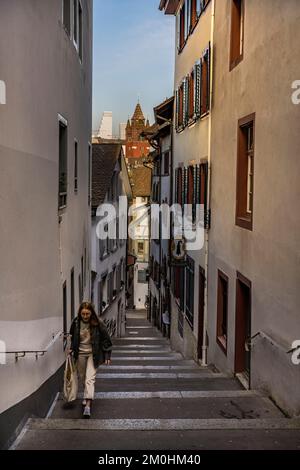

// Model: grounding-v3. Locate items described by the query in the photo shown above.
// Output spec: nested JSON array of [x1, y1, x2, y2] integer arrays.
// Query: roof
[[92, 143, 121, 208], [132, 103, 145, 121], [154, 96, 174, 125], [159, 0, 180, 14], [130, 166, 152, 198]]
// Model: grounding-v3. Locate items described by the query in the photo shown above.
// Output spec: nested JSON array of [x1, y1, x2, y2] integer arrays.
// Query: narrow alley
[[13, 310, 300, 451]]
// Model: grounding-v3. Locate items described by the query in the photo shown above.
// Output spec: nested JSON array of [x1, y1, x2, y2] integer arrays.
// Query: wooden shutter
[[206, 43, 211, 112], [175, 89, 179, 131], [182, 78, 188, 127], [193, 165, 197, 222], [183, 167, 188, 210], [184, 77, 189, 126], [185, 0, 190, 40], [194, 60, 201, 118]]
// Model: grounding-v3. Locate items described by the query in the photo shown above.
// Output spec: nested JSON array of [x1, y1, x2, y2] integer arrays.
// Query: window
[[174, 265, 185, 312], [187, 166, 197, 223], [78, 274, 83, 303], [230, 0, 244, 71], [236, 114, 255, 230], [177, 0, 210, 53], [164, 152, 169, 176], [138, 270, 148, 284], [185, 256, 195, 329], [175, 167, 183, 205], [108, 271, 114, 304], [63, 281, 67, 349], [195, 162, 209, 228], [112, 266, 117, 298], [84, 247, 87, 288], [191, 0, 197, 30], [78, 1, 83, 61], [200, 47, 210, 116], [116, 263, 121, 292], [217, 270, 228, 354], [138, 242, 144, 254], [81, 256, 84, 294], [88, 143, 91, 206], [73, 0, 78, 46], [58, 118, 68, 210], [175, 44, 210, 132], [179, 3, 185, 50], [63, 0, 71, 36], [74, 141, 78, 193], [189, 71, 195, 120], [70, 268, 75, 321]]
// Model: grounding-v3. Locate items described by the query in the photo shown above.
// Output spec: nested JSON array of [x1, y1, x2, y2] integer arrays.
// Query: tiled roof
[[92, 143, 121, 208], [130, 166, 152, 197]]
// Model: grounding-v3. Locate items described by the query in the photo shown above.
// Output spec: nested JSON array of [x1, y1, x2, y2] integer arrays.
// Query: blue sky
[[92, 0, 175, 135]]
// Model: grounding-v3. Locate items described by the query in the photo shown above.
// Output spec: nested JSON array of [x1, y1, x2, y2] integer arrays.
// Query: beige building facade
[[160, 0, 300, 416], [208, 0, 300, 415]]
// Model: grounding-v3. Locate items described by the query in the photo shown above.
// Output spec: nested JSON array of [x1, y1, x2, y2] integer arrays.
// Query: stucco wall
[[208, 0, 300, 414], [0, 0, 92, 416], [170, 1, 212, 360]]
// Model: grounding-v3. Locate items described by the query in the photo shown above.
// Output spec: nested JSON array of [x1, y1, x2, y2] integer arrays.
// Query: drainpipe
[[202, 0, 215, 367]]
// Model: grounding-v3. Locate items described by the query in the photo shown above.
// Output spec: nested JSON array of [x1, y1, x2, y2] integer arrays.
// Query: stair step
[[28, 417, 300, 431], [95, 372, 223, 379], [93, 377, 243, 392], [98, 365, 200, 370], [51, 396, 282, 420], [59, 390, 261, 400]]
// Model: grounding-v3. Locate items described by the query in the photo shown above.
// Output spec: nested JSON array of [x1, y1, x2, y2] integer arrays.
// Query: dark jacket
[[70, 317, 113, 369]]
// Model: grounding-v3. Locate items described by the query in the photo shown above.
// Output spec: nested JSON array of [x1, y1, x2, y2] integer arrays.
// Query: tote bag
[[63, 354, 78, 403]]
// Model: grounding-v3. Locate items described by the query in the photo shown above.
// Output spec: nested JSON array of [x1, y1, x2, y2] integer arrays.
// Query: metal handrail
[[5, 331, 68, 362], [248, 330, 294, 354]]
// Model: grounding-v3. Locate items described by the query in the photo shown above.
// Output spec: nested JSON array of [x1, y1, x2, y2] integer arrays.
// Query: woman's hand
[[67, 348, 73, 356]]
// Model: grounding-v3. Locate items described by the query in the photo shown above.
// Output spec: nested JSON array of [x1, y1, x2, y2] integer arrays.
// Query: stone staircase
[[13, 310, 300, 450]]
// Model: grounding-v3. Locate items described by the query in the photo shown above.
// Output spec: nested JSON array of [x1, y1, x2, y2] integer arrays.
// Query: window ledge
[[229, 55, 243, 72], [236, 216, 253, 231]]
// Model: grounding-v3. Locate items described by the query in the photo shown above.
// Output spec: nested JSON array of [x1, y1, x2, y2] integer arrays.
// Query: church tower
[[125, 102, 151, 159]]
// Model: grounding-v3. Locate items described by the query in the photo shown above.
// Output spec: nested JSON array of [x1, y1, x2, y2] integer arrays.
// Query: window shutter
[[187, 0, 191, 34], [183, 167, 188, 209], [203, 162, 209, 228], [193, 166, 197, 222], [185, 0, 190, 40], [193, 65, 197, 119], [207, 42, 211, 112], [182, 78, 187, 128], [184, 77, 189, 126], [175, 168, 178, 204], [194, 60, 201, 118], [175, 89, 179, 131]]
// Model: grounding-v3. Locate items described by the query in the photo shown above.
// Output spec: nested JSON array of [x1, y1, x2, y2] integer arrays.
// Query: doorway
[[235, 272, 252, 387]]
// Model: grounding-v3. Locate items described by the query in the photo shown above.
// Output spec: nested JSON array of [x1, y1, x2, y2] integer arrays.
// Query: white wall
[[0, 0, 92, 415]]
